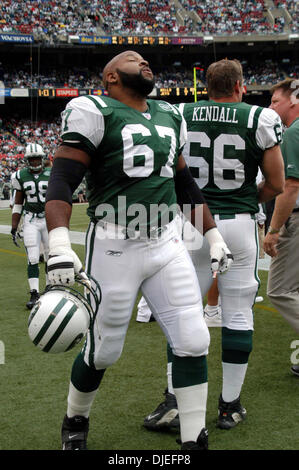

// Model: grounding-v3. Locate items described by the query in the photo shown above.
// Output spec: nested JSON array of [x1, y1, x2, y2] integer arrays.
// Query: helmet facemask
[[26, 155, 44, 173], [24, 143, 46, 173]]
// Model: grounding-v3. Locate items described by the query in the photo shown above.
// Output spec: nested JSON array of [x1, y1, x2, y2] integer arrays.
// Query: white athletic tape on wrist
[[48, 227, 83, 273], [12, 204, 23, 214], [204, 227, 225, 246], [49, 226, 71, 251]]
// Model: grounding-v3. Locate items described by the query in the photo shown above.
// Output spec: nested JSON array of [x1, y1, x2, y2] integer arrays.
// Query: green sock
[[71, 352, 106, 393]]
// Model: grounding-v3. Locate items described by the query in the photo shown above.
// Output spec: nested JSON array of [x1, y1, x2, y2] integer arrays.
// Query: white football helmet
[[24, 143, 46, 172], [28, 276, 101, 354]]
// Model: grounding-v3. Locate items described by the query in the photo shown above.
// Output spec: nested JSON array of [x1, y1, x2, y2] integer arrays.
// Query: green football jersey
[[178, 100, 282, 215], [13, 167, 51, 215], [280, 117, 299, 209], [61, 95, 186, 230]]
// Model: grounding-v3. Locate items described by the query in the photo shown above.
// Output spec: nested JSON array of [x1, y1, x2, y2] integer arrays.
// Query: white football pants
[[23, 213, 49, 265], [137, 214, 259, 331], [83, 217, 210, 370]]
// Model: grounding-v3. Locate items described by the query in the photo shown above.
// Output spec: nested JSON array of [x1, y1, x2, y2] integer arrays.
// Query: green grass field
[[0, 204, 298, 450]]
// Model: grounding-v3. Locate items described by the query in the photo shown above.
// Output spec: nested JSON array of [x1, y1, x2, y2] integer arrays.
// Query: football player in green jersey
[[11, 143, 51, 309], [45, 50, 234, 450], [141, 59, 285, 434]]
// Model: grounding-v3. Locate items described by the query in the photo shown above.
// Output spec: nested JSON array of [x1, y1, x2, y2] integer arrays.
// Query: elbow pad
[[46, 157, 87, 205], [175, 165, 206, 210]]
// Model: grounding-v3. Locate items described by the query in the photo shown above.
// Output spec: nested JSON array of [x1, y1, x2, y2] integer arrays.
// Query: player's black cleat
[[144, 388, 180, 431], [217, 394, 246, 429], [26, 290, 40, 310], [61, 414, 89, 450], [181, 428, 208, 450]]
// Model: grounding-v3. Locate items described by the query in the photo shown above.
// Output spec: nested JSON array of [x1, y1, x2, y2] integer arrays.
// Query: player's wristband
[[49, 226, 71, 251], [12, 204, 23, 214], [268, 226, 280, 234], [204, 227, 225, 246]]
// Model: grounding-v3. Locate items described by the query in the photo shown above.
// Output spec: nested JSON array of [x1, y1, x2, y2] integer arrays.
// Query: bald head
[[103, 51, 144, 89], [102, 50, 154, 99]]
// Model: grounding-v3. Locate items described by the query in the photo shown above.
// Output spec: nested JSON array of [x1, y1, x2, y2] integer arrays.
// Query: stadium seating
[[0, 118, 60, 176], [0, 1, 298, 167], [2, 61, 297, 90], [0, 0, 298, 39]]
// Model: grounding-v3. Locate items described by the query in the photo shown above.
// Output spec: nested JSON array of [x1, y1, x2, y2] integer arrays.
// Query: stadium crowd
[[0, 118, 60, 192], [0, 0, 101, 41], [0, 55, 296, 194], [1, 66, 104, 89], [0, 0, 298, 39], [1, 61, 297, 90]]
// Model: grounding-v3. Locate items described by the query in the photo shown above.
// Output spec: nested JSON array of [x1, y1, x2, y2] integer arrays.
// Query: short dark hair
[[270, 78, 299, 96], [206, 59, 243, 99]]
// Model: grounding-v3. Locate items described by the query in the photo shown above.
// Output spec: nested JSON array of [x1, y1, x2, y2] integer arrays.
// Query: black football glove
[[11, 228, 21, 248]]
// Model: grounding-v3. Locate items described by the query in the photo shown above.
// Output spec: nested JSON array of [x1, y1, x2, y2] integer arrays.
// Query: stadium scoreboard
[[34, 87, 208, 98], [112, 36, 172, 46], [159, 87, 208, 97]]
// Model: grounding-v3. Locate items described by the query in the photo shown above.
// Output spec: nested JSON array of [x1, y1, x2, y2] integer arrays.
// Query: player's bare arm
[[45, 145, 91, 285], [176, 154, 216, 234], [258, 144, 285, 203], [11, 189, 24, 231], [175, 154, 233, 274], [264, 177, 299, 257], [11, 189, 24, 247]]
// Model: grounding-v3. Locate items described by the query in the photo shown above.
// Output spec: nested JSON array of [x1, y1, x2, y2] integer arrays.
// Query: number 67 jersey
[[177, 100, 282, 216], [60, 95, 186, 229]]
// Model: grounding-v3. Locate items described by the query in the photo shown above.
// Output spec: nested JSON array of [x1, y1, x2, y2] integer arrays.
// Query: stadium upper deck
[[0, 0, 298, 41]]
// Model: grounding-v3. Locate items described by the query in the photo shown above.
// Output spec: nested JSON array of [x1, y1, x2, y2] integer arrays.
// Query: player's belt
[[24, 211, 45, 219], [213, 213, 255, 220], [95, 219, 176, 240]]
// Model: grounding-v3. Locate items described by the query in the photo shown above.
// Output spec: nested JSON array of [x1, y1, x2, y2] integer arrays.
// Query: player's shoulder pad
[[153, 100, 181, 115], [258, 107, 282, 127], [18, 168, 28, 178], [10, 171, 17, 182], [65, 95, 113, 117], [43, 168, 51, 177], [153, 100, 184, 125], [174, 103, 187, 116], [13, 169, 25, 188]]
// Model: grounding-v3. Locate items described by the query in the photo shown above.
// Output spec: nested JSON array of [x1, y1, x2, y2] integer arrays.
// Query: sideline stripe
[[0, 248, 26, 257], [254, 304, 277, 313], [0, 227, 86, 245]]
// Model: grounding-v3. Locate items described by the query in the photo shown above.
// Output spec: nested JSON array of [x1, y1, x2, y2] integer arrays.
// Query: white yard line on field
[[0, 225, 85, 245]]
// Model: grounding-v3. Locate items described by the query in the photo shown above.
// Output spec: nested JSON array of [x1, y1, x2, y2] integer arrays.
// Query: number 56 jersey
[[177, 101, 282, 215], [60, 95, 186, 228]]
